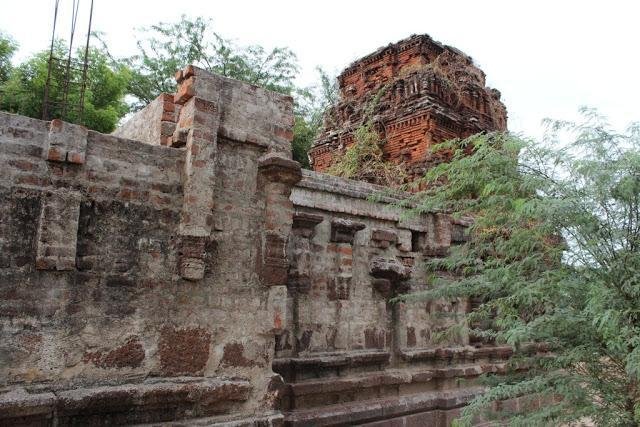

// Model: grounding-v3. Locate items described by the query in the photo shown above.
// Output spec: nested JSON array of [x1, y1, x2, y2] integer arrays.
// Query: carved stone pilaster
[[177, 95, 221, 280], [425, 213, 452, 257], [35, 191, 81, 271], [258, 153, 302, 287]]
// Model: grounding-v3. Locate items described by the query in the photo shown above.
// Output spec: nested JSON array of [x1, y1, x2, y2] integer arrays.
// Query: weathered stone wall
[[275, 171, 517, 425], [0, 66, 521, 426], [0, 66, 296, 426], [112, 93, 179, 147]]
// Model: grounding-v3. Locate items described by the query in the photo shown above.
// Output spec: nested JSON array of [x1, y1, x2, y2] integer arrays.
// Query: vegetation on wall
[[400, 109, 640, 426], [326, 121, 406, 186], [326, 84, 406, 186]]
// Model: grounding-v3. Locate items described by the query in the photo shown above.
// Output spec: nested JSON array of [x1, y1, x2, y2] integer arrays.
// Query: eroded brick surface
[[159, 326, 211, 376], [310, 34, 507, 184], [83, 336, 145, 369]]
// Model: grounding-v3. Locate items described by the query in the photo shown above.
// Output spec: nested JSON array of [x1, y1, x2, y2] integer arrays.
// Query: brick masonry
[[0, 65, 527, 426], [310, 34, 508, 184]]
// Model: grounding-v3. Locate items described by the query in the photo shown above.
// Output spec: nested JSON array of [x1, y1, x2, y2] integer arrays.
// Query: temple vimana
[[310, 34, 506, 182], [0, 35, 529, 426]]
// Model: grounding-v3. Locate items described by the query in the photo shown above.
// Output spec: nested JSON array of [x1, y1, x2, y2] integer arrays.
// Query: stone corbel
[[292, 212, 323, 239], [330, 218, 365, 244], [258, 153, 302, 187], [369, 256, 411, 298]]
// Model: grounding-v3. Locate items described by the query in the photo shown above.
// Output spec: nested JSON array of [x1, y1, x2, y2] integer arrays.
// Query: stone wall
[[0, 66, 295, 426], [0, 66, 523, 426], [112, 93, 179, 147]]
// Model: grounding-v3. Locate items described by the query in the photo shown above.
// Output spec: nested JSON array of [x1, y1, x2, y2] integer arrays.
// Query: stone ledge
[[0, 378, 251, 425], [159, 411, 284, 426], [273, 350, 390, 374], [401, 345, 514, 363], [297, 169, 408, 205], [286, 364, 504, 399], [283, 387, 482, 426]]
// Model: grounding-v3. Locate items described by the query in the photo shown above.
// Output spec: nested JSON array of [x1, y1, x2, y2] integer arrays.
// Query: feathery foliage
[[125, 16, 299, 109], [0, 31, 17, 84], [399, 109, 640, 426]]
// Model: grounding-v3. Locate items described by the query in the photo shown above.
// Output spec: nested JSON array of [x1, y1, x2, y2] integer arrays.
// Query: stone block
[[396, 229, 412, 252], [179, 235, 208, 280], [45, 119, 88, 164], [268, 285, 288, 332], [369, 256, 410, 281]]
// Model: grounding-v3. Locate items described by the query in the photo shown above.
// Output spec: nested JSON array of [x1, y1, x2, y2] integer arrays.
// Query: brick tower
[[309, 34, 507, 182]]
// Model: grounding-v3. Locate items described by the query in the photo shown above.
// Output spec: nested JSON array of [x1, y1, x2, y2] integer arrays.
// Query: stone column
[[173, 70, 222, 281], [258, 153, 302, 334], [36, 120, 87, 271], [286, 212, 323, 356]]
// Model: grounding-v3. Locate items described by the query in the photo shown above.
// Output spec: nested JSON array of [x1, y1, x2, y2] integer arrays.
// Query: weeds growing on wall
[[326, 121, 407, 186], [326, 84, 407, 187]]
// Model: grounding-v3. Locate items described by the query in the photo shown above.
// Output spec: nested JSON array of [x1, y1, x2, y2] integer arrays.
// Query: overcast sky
[[2, 0, 639, 139]]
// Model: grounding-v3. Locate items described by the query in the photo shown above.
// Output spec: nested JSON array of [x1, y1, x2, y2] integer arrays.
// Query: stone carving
[[310, 34, 508, 183]]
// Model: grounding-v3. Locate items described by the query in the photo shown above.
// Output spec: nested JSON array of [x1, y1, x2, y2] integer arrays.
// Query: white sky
[[2, 0, 639, 139]]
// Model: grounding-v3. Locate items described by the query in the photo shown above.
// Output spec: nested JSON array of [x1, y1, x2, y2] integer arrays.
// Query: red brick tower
[[309, 34, 507, 182]]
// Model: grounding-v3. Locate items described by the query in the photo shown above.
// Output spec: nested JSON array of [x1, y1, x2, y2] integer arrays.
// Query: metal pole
[[61, 0, 80, 119], [42, 0, 60, 120], [78, 0, 94, 121]]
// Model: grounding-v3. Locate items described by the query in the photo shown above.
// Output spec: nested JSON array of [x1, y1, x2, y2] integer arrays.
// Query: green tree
[[401, 109, 640, 426], [0, 31, 18, 83], [126, 15, 322, 165], [126, 15, 299, 109], [0, 42, 130, 133], [293, 67, 339, 168]]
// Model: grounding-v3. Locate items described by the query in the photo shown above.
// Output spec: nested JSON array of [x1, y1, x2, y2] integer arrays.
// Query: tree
[[401, 109, 640, 426], [126, 15, 321, 166], [0, 41, 130, 133], [126, 15, 299, 109], [293, 67, 339, 168], [0, 31, 17, 83]]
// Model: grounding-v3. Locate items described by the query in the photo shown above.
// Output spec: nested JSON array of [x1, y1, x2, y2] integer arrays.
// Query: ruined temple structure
[[310, 34, 507, 183], [0, 62, 533, 426]]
